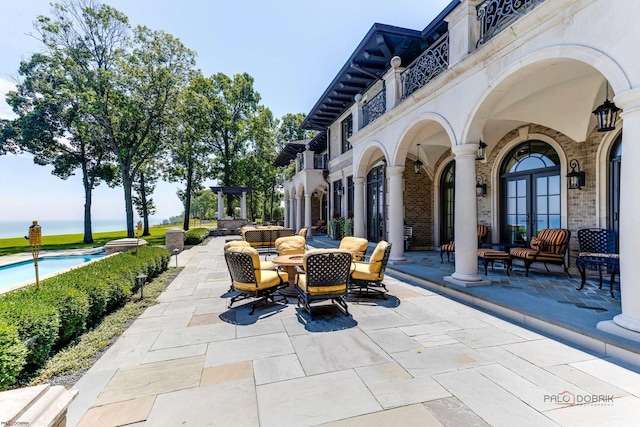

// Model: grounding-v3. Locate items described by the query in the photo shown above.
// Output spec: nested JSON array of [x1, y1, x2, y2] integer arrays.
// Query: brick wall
[[403, 158, 435, 249]]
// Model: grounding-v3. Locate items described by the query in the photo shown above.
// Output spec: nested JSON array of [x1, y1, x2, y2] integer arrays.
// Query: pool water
[[0, 255, 104, 291]]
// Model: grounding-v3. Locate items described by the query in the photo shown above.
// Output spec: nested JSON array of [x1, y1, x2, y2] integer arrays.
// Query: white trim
[[596, 124, 622, 229]]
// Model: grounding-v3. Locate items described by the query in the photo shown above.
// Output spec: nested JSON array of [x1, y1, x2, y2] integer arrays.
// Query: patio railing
[[362, 87, 386, 128], [476, 0, 546, 46], [401, 33, 449, 99]]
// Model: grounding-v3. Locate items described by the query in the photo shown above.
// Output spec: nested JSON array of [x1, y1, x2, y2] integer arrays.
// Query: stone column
[[295, 195, 302, 233], [290, 196, 296, 230], [241, 191, 247, 220], [444, 0, 482, 67], [445, 143, 488, 286], [383, 56, 404, 110], [284, 198, 289, 228], [387, 166, 406, 262], [597, 87, 640, 339], [304, 192, 312, 233], [353, 177, 366, 238], [217, 191, 224, 220]]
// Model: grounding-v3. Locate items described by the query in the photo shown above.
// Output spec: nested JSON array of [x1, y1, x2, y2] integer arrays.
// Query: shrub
[[0, 319, 27, 391], [184, 228, 210, 245]]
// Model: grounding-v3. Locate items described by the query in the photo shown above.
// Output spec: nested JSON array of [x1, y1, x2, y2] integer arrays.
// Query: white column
[[295, 195, 302, 233], [241, 191, 247, 220], [217, 191, 224, 220], [387, 166, 406, 262], [383, 56, 404, 110], [289, 196, 296, 230], [447, 144, 486, 285], [444, 0, 481, 67], [353, 177, 366, 238], [304, 192, 312, 231], [284, 198, 289, 228], [598, 87, 640, 338]]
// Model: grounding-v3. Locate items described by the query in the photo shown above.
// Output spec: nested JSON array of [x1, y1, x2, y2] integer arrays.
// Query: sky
[[0, 0, 453, 223]]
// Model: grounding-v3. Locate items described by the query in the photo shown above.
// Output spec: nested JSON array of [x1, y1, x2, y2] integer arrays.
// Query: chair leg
[[440, 250, 444, 263], [524, 260, 532, 277], [577, 266, 587, 291]]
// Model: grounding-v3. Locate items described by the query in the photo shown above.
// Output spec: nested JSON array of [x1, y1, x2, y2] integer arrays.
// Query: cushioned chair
[[349, 240, 392, 298], [298, 228, 308, 250], [311, 220, 326, 234], [576, 228, 619, 297], [509, 228, 572, 277], [274, 235, 306, 256], [440, 225, 489, 263], [338, 236, 369, 261], [295, 249, 352, 319], [224, 240, 275, 291], [224, 246, 287, 315]]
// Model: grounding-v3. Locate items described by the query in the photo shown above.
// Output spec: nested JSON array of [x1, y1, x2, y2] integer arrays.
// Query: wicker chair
[[349, 241, 392, 298], [509, 228, 572, 277], [224, 246, 287, 315], [576, 228, 619, 297], [338, 236, 369, 261], [295, 249, 352, 319], [440, 225, 489, 263]]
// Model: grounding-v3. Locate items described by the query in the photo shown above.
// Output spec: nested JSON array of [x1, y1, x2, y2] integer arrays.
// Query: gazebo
[[210, 186, 253, 233]]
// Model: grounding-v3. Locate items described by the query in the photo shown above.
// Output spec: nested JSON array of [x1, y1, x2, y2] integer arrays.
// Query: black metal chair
[[295, 249, 352, 319], [349, 241, 392, 298], [576, 228, 619, 297], [224, 246, 287, 314]]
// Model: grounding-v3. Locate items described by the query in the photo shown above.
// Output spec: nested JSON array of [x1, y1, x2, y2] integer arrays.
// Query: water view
[[0, 219, 129, 239]]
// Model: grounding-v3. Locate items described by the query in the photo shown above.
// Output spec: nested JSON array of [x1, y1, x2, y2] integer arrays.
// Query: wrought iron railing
[[362, 87, 386, 127], [476, 0, 545, 46], [401, 33, 449, 99], [313, 154, 327, 170]]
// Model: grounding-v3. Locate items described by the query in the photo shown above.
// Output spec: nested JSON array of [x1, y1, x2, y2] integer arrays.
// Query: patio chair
[[295, 249, 352, 319], [440, 225, 489, 263], [274, 235, 306, 256], [224, 246, 287, 315], [311, 219, 326, 234], [509, 228, 572, 277], [224, 240, 274, 291], [338, 236, 369, 261], [576, 228, 619, 297], [349, 240, 392, 298]]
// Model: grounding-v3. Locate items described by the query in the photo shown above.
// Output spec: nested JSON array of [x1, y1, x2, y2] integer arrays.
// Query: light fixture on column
[[475, 141, 487, 161], [566, 159, 586, 190], [476, 175, 487, 197], [413, 144, 423, 174], [593, 81, 620, 132]]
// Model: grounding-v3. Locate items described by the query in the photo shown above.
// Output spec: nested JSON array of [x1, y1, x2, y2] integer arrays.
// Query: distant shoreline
[[0, 218, 169, 239]]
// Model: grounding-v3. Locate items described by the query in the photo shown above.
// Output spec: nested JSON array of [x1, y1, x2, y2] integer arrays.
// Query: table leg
[[279, 265, 298, 298]]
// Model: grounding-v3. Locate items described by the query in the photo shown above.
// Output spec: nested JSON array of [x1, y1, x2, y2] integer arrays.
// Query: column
[[383, 56, 403, 110], [304, 192, 312, 235], [353, 177, 366, 238], [295, 195, 302, 233], [217, 191, 224, 221], [387, 166, 406, 262], [284, 199, 289, 228], [240, 191, 247, 220], [444, 0, 481, 67], [447, 143, 486, 284], [598, 87, 640, 337], [289, 196, 295, 230]]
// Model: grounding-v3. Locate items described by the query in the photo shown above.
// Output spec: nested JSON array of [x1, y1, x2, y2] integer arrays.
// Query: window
[[333, 180, 343, 218], [347, 176, 354, 217], [609, 133, 622, 236], [440, 161, 455, 244], [367, 165, 385, 242], [341, 115, 353, 153]]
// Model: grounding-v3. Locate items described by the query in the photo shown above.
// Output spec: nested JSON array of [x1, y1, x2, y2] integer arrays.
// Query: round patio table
[[272, 254, 305, 297]]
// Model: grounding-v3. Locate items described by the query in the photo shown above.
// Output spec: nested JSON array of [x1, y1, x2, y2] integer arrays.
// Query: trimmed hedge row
[[0, 246, 170, 389], [184, 228, 210, 245]]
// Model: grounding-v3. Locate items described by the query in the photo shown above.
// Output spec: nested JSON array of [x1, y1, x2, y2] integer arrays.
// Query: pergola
[[210, 186, 253, 220]]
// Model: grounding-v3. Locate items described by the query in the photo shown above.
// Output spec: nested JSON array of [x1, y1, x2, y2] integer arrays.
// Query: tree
[[2, 0, 126, 243], [132, 162, 158, 236]]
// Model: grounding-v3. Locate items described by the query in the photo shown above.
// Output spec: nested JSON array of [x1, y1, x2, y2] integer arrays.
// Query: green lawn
[[0, 225, 180, 256]]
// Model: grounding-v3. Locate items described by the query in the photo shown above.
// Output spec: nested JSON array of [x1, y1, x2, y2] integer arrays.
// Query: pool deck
[[66, 236, 640, 427]]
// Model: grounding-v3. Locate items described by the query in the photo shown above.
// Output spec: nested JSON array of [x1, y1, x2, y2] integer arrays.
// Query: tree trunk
[[82, 168, 94, 244], [122, 170, 135, 238], [183, 168, 193, 231], [139, 172, 150, 236]]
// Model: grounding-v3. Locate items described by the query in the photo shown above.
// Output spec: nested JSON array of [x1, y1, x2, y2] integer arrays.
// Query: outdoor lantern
[[566, 159, 586, 190], [414, 143, 423, 174], [476, 176, 487, 197], [593, 82, 620, 132], [476, 141, 487, 161], [27, 220, 42, 289], [136, 273, 148, 300], [336, 186, 342, 196]]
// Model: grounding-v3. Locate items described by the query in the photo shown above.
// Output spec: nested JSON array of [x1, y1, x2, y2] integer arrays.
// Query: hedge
[[0, 246, 170, 389], [184, 228, 210, 245]]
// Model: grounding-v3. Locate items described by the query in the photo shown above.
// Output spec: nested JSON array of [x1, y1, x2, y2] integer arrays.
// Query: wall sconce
[[336, 186, 342, 196], [476, 175, 487, 197], [566, 159, 586, 190], [593, 82, 620, 132], [413, 143, 423, 174], [476, 141, 487, 161]]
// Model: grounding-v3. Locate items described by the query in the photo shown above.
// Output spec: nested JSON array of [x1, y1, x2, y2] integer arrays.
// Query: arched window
[[500, 141, 561, 244], [609, 133, 622, 235], [440, 161, 455, 244]]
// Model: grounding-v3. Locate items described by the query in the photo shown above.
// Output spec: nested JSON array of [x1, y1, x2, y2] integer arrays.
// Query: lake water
[[0, 219, 128, 239]]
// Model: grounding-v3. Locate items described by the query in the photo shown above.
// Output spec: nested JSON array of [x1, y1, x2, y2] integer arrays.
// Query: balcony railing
[[362, 87, 386, 128], [477, 0, 545, 46], [313, 154, 327, 170], [401, 33, 449, 99]]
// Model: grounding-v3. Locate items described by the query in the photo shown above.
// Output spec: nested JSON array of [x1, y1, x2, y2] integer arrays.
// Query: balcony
[[401, 33, 449, 99], [362, 87, 386, 128], [313, 154, 327, 170], [476, 0, 546, 46]]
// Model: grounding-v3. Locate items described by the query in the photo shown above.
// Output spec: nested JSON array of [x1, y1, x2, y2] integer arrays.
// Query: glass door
[[367, 165, 385, 242]]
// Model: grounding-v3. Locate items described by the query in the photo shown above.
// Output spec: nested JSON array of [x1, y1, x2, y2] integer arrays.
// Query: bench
[[477, 248, 511, 275]]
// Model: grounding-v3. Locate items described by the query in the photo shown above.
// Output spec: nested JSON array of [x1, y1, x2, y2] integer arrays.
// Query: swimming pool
[[0, 255, 105, 292]]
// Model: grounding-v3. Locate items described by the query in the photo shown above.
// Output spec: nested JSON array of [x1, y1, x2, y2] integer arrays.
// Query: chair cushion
[[477, 249, 509, 260], [578, 252, 619, 259], [224, 240, 251, 251], [296, 273, 346, 295], [440, 242, 455, 251], [274, 235, 306, 255], [368, 241, 389, 274], [234, 269, 287, 292], [350, 261, 384, 281], [509, 247, 564, 263], [535, 229, 570, 255], [339, 237, 369, 261]]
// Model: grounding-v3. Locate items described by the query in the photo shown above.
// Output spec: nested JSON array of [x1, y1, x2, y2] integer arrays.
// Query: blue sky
[[0, 0, 452, 222]]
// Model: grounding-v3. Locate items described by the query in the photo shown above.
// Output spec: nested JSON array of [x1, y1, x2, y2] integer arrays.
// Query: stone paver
[[67, 236, 640, 426]]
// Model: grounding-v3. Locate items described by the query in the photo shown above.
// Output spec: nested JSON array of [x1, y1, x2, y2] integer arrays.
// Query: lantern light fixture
[[476, 175, 487, 197], [413, 144, 423, 174], [593, 82, 620, 132], [566, 159, 586, 190], [476, 141, 487, 161]]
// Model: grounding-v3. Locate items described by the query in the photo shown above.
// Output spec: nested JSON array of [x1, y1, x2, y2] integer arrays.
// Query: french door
[[367, 165, 385, 242]]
